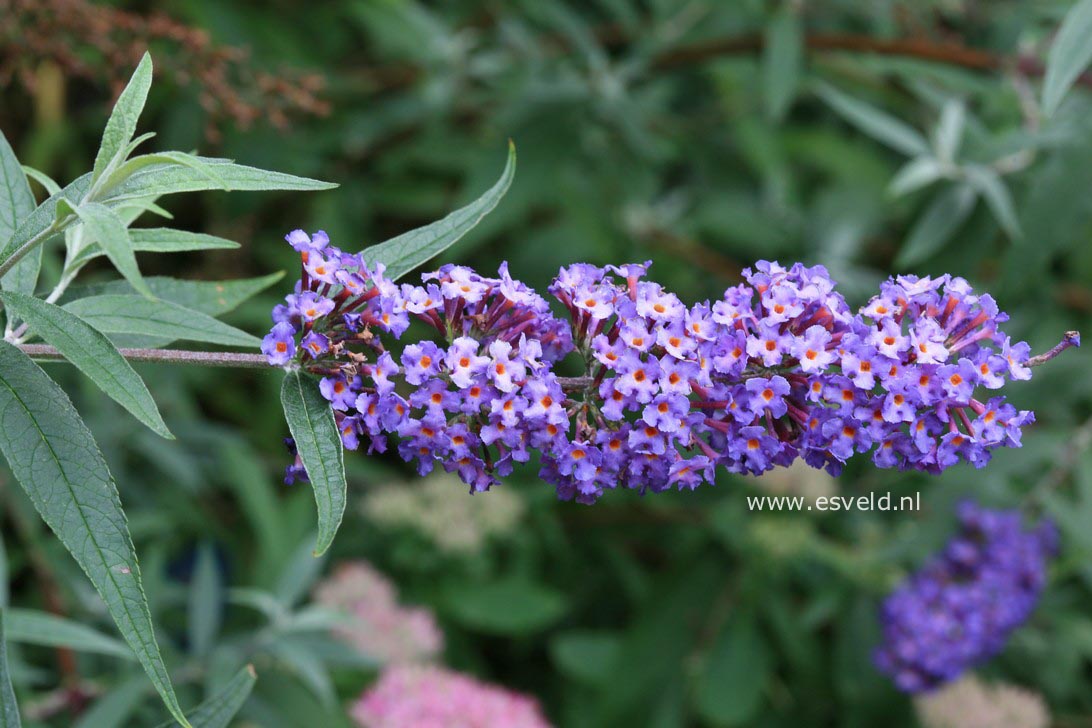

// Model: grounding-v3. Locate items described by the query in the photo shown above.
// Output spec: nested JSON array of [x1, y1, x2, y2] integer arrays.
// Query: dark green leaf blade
[[0, 342, 189, 726], [63, 295, 260, 348], [762, 6, 802, 121], [279, 371, 346, 557], [694, 610, 770, 726], [0, 130, 38, 297], [0, 610, 20, 728], [360, 141, 516, 281], [0, 292, 172, 438]]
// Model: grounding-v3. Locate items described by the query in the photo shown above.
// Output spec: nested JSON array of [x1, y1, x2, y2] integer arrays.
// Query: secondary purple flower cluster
[[875, 501, 1057, 693], [264, 229, 1040, 502]]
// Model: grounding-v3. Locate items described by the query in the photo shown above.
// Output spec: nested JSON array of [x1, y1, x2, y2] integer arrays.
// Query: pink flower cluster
[[313, 562, 442, 665], [351, 665, 552, 728]]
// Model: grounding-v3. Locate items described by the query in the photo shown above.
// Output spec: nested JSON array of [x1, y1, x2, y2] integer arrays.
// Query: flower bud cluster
[[874, 502, 1057, 692], [265, 230, 1040, 502]]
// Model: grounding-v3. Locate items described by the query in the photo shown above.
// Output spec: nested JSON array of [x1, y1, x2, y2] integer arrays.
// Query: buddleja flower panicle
[[875, 502, 1057, 693], [265, 231, 1040, 502]]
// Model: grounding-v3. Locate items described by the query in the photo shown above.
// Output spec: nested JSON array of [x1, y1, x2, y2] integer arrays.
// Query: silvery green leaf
[[0, 291, 172, 438], [69, 272, 283, 317], [964, 164, 1021, 238], [933, 99, 966, 163], [187, 543, 223, 658], [1043, 0, 1092, 116], [895, 184, 977, 267], [815, 82, 930, 157], [103, 157, 336, 202], [0, 342, 190, 726], [20, 165, 60, 196], [274, 536, 326, 608], [63, 295, 260, 348], [762, 6, 802, 121], [153, 666, 256, 728], [888, 157, 946, 197], [73, 202, 151, 297], [70, 228, 239, 268], [92, 53, 153, 184], [268, 640, 334, 708], [108, 152, 228, 192], [3, 608, 134, 660], [360, 141, 515, 281], [0, 130, 39, 297], [0, 173, 90, 281], [0, 611, 20, 728], [280, 370, 346, 557], [73, 673, 149, 728]]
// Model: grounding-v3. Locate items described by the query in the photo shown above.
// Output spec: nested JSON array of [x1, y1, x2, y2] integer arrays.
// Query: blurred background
[[2, 0, 1092, 726]]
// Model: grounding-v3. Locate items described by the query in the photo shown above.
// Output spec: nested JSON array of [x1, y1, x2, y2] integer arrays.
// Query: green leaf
[[0, 291, 172, 439], [964, 164, 1022, 239], [274, 535, 326, 608], [895, 184, 977, 267], [0, 610, 21, 728], [1043, 0, 1092, 116], [0, 342, 189, 726], [694, 610, 770, 726], [154, 666, 256, 728], [762, 6, 802, 121], [73, 202, 151, 298], [103, 158, 336, 202], [360, 141, 516, 281], [444, 579, 567, 635], [70, 272, 283, 317], [21, 165, 60, 197], [92, 53, 153, 184], [187, 543, 223, 658], [549, 630, 620, 687], [0, 130, 39, 297], [70, 228, 239, 268], [888, 157, 946, 197], [933, 99, 966, 163], [280, 372, 346, 557], [3, 608, 135, 660], [73, 673, 149, 728], [815, 82, 930, 157], [0, 173, 90, 282], [63, 295, 260, 348]]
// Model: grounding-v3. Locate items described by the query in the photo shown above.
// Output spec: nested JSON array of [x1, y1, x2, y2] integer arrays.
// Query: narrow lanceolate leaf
[[0, 291, 172, 439], [103, 158, 336, 202], [0, 610, 21, 728], [153, 666, 256, 728], [73, 202, 151, 298], [4, 608, 135, 660], [888, 157, 946, 197], [187, 543, 223, 658], [1043, 0, 1092, 116], [762, 6, 802, 121], [92, 53, 153, 184], [895, 184, 977, 267], [0, 342, 190, 727], [361, 141, 516, 281], [815, 82, 930, 157], [71, 273, 283, 317], [64, 295, 260, 348], [280, 371, 346, 556], [0, 130, 39, 297], [70, 228, 239, 268]]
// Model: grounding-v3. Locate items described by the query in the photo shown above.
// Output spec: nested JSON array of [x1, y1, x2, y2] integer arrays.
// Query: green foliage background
[[2, 1, 1092, 726]]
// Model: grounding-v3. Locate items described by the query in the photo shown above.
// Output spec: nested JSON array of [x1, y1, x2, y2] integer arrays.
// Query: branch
[[14, 329, 1078, 378], [17, 344, 270, 368]]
